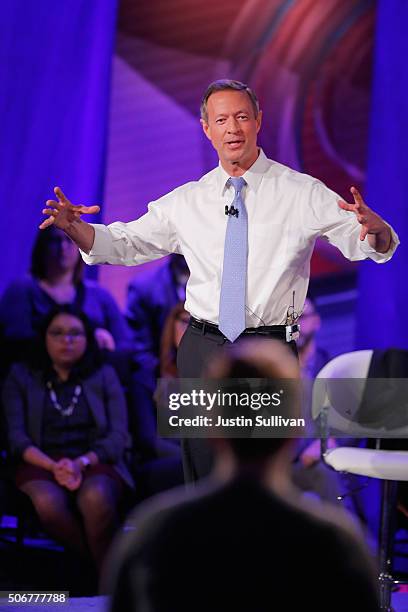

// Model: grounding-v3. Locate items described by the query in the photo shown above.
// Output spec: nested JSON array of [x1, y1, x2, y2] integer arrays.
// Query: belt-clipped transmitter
[[286, 323, 300, 343]]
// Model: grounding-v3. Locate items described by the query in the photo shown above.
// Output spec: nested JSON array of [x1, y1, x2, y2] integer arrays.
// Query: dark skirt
[[16, 461, 126, 492]]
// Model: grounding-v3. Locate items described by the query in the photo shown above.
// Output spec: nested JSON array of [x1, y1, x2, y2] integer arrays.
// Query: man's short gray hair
[[200, 79, 260, 123]]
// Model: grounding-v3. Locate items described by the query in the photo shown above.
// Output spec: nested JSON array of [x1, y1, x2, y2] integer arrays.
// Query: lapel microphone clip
[[225, 205, 239, 218]]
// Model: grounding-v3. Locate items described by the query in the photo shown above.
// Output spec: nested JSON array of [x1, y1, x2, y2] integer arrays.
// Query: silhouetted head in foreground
[[205, 338, 301, 484]]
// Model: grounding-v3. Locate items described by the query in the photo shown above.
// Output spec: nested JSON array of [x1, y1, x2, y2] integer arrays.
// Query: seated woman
[[0, 226, 130, 369], [2, 305, 134, 573]]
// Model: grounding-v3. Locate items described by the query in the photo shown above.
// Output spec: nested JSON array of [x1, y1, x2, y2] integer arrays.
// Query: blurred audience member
[[297, 296, 330, 379], [125, 301, 189, 464], [0, 227, 130, 370], [126, 254, 189, 384], [107, 340, 379, 612], [2, 305, 133, 573], [131, 302, 188, 498], [292, 295, 339, 501], [159, 302, 190, 378], [124, 256, 188, 467]]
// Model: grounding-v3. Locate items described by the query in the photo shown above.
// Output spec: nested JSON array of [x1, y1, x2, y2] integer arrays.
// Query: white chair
[[312, 350, 408, 612]]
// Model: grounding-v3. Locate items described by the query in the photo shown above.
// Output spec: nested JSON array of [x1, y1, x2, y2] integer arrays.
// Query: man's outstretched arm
[[40, 186, 99, 253]]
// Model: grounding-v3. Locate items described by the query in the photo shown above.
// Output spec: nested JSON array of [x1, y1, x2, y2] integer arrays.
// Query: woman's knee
[[77, 476, 119, 519], [21, 481, 69, 522]]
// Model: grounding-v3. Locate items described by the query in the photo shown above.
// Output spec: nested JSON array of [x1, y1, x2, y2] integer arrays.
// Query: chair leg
[[378, 480, 398, 611]]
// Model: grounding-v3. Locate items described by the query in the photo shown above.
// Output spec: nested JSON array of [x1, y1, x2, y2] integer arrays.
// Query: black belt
[[189, 317, 300, 343]]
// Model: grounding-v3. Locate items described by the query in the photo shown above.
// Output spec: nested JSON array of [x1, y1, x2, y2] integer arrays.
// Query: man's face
[[201, 90, 262, 170]]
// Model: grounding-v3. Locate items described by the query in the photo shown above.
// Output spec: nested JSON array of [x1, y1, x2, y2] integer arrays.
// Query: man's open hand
[[40, 187, 100, 231], [338, 187, 391, 252]]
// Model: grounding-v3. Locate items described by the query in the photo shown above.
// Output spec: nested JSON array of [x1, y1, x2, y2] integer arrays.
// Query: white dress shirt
[[81, 149, 399, 327]]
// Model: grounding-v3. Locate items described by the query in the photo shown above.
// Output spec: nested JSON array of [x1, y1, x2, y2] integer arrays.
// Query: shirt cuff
[[359, 224, 400, 263], [79, 224, 112, 264]]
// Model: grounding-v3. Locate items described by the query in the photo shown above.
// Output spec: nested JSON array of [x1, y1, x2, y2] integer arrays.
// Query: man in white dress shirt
[[40, 80, 399, 481]]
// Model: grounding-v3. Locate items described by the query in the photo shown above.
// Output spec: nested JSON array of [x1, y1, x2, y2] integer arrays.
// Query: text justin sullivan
[[169, 416, 305, 427]]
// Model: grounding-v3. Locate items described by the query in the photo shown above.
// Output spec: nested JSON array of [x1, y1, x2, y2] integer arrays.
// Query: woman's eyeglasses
[[47, 328, 86, 341]]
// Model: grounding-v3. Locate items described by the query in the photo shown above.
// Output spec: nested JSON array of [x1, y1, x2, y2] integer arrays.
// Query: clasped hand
[[52, 458, 82, 491]]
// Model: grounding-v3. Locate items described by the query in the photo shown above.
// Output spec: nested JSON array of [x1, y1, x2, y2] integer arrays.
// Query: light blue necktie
[[219, 176, 248, 342]]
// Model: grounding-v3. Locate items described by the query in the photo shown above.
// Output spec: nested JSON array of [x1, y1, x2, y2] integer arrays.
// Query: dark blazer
[[2, 363, 134, 488]]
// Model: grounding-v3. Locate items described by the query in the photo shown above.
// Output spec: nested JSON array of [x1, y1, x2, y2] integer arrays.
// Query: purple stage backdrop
[[0, 0, 117, 293], [357, 0, 408, 349]]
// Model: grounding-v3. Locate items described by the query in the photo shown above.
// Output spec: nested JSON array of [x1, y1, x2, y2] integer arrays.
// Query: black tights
[[20, 475, 122, 573]]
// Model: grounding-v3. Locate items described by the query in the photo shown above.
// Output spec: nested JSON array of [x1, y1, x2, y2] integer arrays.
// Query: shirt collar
[[217, 148, 269, 197]]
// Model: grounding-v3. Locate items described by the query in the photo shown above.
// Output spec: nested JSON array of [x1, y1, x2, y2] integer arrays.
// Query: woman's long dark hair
[[30, 226, 84, 284], [31, 304, 102, 379]]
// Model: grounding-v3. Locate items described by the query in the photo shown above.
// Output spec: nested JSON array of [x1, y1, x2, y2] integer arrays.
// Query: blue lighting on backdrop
[[0, 0, 117, 294], [357, 0, 408, 349]]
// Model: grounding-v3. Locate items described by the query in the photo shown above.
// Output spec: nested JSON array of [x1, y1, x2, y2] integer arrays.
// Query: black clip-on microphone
[[225, 205, 239, 218]]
